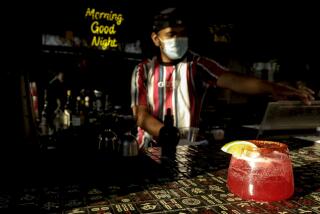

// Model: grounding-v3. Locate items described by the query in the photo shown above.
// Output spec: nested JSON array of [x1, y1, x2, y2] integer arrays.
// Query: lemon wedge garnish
[[221, 140, 257, 157]]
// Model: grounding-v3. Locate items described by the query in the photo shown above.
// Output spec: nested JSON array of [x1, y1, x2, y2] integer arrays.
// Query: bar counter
[[0, 136, 319, 213]]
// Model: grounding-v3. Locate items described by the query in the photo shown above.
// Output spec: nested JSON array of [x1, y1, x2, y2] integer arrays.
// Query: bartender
[[130, 7, 315, 148]]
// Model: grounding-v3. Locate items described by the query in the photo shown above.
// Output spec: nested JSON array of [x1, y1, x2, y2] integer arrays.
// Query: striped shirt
[[131, 51, 229, 147]]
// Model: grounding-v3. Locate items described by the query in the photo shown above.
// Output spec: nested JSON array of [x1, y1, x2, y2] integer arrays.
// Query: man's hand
[[271, 83, 315, 105], [132, 105, 164, 137]]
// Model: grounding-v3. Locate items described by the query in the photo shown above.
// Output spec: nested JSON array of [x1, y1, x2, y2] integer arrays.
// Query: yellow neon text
[[91, 21, 116, 35], [91, 36, 118, 50], [85, 8, 124, 25]]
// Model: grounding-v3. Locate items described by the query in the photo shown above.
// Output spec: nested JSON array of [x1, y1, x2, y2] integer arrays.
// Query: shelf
[[41, 45, 143, 61]]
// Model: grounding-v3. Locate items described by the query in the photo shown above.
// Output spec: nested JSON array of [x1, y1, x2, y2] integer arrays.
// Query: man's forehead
[[159, 26, 186, 34]]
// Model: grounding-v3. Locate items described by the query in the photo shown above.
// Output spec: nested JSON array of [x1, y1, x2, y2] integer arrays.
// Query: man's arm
[[217, 72, 314, 104], [132, 105, 164, 137]]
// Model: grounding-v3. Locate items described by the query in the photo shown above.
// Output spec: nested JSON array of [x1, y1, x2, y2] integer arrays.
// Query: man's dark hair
[[152, 8, 187, 33]]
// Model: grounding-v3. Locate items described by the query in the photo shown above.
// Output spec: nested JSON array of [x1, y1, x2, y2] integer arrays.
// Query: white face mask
[[159, 37, 188, 60]]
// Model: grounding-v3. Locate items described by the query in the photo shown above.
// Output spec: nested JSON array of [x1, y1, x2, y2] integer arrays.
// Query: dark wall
[[3, 1, 318, 151], [39, 1, 320, 108]]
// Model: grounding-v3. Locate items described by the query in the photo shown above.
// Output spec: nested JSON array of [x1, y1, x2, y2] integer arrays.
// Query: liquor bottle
[[84, 95, 91, 124], [62, 90, 72, 129], [39, 89, 56, 150], [72, 95, 83, 127], [104, 94, 111, 112], [53, 99, 63, 132], [39, 89, 49, 136], [158, 108, 180, 158], [65, 89, 72, 110], [93, 90, 103, 114]]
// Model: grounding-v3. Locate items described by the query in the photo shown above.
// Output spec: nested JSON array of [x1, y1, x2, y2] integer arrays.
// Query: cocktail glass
[[227, 140, 294, 202]]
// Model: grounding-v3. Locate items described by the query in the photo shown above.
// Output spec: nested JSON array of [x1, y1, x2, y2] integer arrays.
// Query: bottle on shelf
[[62, 89, 72, 129], [39, 89, 56, 150], [53, 99, 63, 132], [39, 89, 49, 136]]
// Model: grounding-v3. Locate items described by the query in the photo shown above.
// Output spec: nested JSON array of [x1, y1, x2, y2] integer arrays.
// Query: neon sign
[[85, 8, 124, 50]]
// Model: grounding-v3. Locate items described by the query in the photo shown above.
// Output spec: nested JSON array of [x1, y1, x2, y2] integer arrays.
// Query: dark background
[[2, 0, 319, 148], [39, 0, 320, 104]]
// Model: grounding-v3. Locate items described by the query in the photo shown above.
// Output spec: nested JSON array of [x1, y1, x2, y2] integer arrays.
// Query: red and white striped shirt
[[131, 51, 228, 147]]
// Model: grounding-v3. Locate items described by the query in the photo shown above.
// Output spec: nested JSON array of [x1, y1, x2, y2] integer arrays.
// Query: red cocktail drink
[[227, 140, 294, 202]]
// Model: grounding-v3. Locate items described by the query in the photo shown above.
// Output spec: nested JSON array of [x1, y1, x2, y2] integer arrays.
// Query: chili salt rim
[[247, 140, 289, 154]]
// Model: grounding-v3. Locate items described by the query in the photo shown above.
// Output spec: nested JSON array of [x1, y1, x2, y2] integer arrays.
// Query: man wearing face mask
[[131, 8, 315, 148]]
